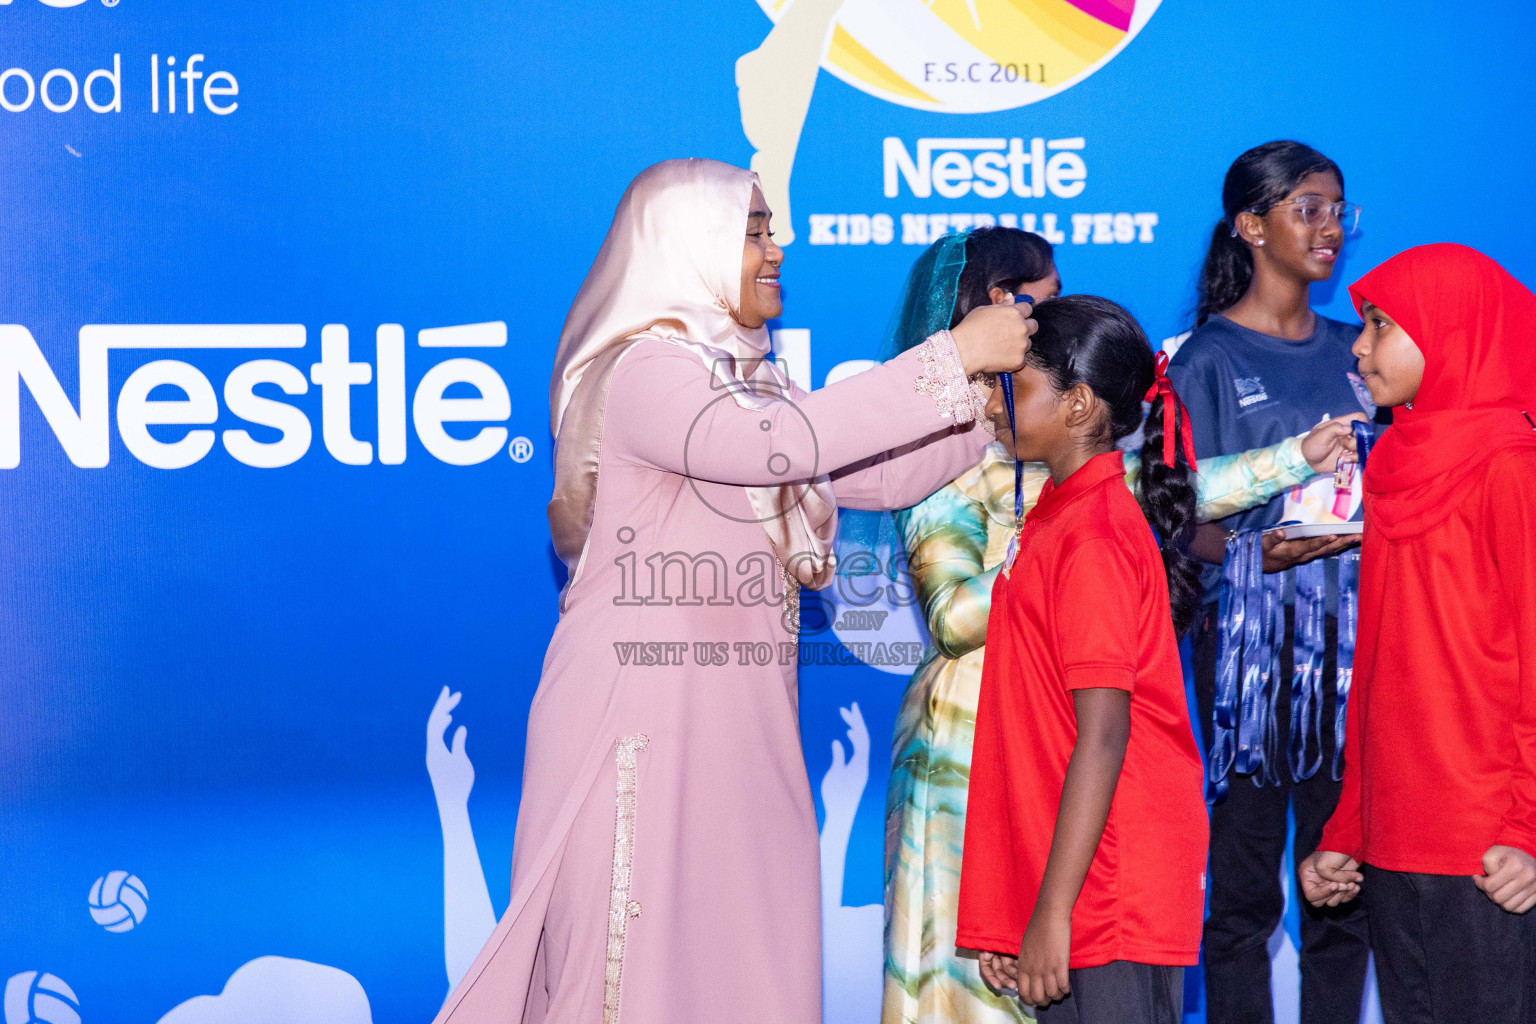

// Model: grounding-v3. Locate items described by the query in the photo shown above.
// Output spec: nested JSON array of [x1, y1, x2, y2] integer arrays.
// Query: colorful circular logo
[[752, 0, 1160, 113]]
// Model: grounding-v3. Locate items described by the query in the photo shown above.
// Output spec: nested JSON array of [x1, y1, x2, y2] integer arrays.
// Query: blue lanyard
[[1289, 558, 1327, 781], [1234, 531, 1268, 777], [1208, 531, 1245, 803], [1212, 529, 1284, 800], [1334, 550, 1361, 780], [1262, 566, 1288, 786], [1352, 419, 1375, 473], [1000, 371, 1020, 525], [1326, 422, 1371, 780], [999, 293, 1034, 528]]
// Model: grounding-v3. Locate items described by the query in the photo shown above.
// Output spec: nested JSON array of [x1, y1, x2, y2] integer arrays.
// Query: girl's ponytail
[[1136, 387, 1201, 638], [1195, 219, 1252, 326]]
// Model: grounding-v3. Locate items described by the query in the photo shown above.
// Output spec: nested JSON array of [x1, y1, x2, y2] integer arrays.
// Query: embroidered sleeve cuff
[[912, 330, 989, 427]]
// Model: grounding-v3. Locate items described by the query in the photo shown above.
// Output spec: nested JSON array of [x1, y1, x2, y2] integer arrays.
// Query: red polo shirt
[[956, 451, 1208, 967], [1319, 448, 1536, 872]]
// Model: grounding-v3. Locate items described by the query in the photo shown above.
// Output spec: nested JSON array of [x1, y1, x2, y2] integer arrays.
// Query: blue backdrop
[[2, 1, 1534, 1021]]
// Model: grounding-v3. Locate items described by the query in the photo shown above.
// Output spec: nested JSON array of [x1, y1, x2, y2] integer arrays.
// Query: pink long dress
[[433, 338, 988, 1023]]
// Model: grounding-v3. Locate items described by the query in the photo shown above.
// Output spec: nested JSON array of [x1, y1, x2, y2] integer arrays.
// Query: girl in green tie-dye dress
[[877, 229, 1359, 1023]]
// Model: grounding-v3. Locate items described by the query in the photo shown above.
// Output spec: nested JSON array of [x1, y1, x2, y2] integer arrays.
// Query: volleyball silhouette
[[87, 871, 148, 932], [2, 972, 80, 1024], [752, 0, 1161, 112]]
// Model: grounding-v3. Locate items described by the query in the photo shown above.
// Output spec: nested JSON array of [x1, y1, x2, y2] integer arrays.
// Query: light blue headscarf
[[836, 232, 971, 575]]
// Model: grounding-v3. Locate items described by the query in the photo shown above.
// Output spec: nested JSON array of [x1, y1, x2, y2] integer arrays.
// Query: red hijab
[[1348, 243, 1536, 538]]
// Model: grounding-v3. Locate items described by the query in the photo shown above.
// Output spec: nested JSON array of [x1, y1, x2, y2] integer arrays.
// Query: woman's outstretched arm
[[1125, 435, 1314, 522], [608, 337, 988, 486], [829, 428, 993, 512]]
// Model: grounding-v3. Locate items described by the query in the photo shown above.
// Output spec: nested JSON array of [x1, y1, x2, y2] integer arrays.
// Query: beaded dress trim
[[602, 733, 649, 1023]]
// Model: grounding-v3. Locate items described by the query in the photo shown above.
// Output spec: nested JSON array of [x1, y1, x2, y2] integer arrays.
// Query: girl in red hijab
[[1299, 243, 1536, 1023]]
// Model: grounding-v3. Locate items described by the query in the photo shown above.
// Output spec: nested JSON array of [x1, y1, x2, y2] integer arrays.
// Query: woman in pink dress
[[431, 158, 1034, 1024]]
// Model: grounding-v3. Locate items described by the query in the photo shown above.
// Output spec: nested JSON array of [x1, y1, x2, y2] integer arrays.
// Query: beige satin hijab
[[548, 158, 838, 611]]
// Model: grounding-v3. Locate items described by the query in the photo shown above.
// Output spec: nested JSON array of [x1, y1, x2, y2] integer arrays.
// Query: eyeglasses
[[1239, 197, 1361, 236]]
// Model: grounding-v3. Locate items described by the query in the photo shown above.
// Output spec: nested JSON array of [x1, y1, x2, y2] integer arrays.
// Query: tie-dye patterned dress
[[881, 436, 1317, 1024]]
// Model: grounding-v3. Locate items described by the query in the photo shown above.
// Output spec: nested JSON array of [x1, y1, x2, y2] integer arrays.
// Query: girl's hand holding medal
[[1263, 413, 1368, 570], [1300, 412, 1367, 474]]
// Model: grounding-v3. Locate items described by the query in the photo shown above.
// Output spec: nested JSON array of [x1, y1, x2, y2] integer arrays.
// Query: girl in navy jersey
[[1166, 141, 1372, 1024], [958, 295, 1211, 1024]]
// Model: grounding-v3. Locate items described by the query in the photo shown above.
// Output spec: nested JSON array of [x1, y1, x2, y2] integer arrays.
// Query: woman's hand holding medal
[[951, 299, 1037, 376]]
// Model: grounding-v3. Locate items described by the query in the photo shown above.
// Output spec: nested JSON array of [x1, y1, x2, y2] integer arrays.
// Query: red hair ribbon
[[1144, 350, 1198, 471]]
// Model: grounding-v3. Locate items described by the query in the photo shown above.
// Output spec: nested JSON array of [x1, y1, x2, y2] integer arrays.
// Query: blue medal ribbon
[[1234, 530, 1268, 778], [998, 367, 1020, 577], [1259, 551, 1287, 786], [998, 364, 1021, 579], [1329, 421, 1372, 780], [999, 294, 1034, 530], [1208, 529, 1245, 803], [1352, 419, 1375, 470], [1000, 370, 1020, 524], [1335, 550, 1360, 780], [1211, 528, 1291, 800], [1289, 558, 1327, 781]]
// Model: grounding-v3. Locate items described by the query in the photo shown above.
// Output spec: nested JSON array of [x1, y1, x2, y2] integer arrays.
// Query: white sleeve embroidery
[[912, 329, 989, 427]]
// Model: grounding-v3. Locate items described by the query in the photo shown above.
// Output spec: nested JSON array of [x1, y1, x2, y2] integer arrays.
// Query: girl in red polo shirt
[[958, 295, 1210, 1023], [1299, 244, 1536, 1023]]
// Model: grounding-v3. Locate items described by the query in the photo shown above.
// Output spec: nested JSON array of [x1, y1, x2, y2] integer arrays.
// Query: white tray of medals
[[1263, 448, 1364, 537], [1262, 521, 1363, 538]]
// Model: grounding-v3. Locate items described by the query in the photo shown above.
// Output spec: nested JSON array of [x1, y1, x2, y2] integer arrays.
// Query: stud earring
[[1255, 240, 1265, 247]]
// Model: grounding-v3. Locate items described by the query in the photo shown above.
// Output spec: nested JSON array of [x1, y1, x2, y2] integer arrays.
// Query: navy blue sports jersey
[[1167, 313, 1375, 597]]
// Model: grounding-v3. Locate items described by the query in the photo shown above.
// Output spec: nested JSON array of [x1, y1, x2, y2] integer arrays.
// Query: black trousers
[[1193, 603, 1371, 1024], [1034, 961, 1184, 1024], [1363, 867, 1536, 1024]]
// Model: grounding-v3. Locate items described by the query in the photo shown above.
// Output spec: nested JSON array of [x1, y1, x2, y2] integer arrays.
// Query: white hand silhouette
[[819, 702, 870, 910], [817, 702, 884, 1024], [427, 686, 475, 808], [820, 702, 870, 830], [425, 686, 496, 991]]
